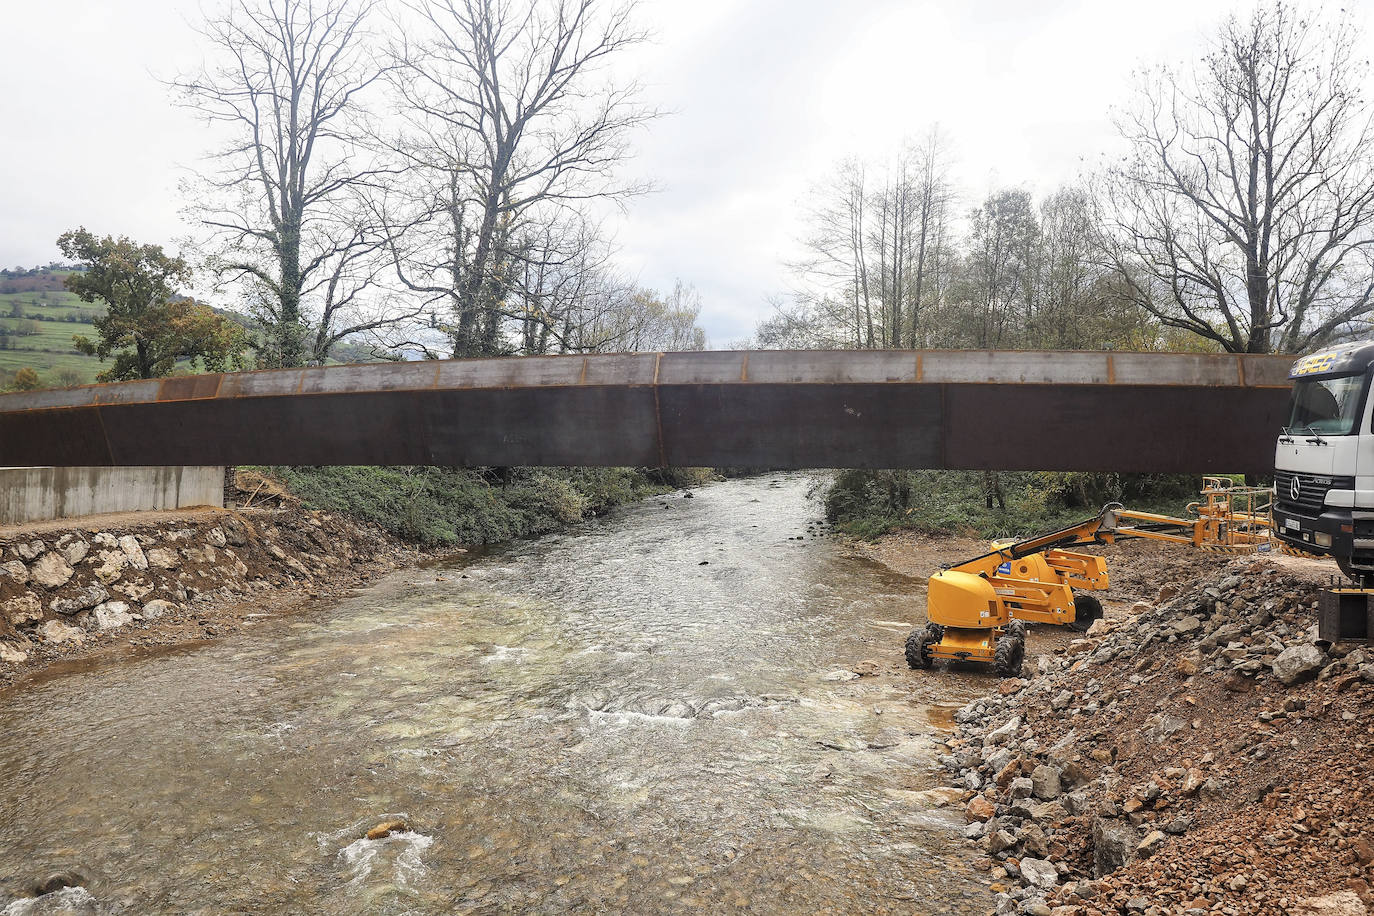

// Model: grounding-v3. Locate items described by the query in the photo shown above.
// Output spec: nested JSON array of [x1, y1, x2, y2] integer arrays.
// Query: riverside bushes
[[266, 466, 713, 546], [824, 469, 1201, 540]]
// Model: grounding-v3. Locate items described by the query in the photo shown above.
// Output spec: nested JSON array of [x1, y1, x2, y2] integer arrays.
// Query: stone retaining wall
[[0, 508, 399, 660]]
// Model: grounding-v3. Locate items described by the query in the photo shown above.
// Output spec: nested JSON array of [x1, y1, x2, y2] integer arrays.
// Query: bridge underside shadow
[[0, 350, 1294, 475]]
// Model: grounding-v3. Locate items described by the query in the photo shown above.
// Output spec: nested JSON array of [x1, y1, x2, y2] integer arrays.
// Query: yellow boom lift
[[905, 478, 1279, 678], [906, 505, 1121, 678]]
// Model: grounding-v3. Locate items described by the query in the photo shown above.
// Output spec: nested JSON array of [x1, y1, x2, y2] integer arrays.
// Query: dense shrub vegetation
[[823, 470, 1206, 540], [267, 466, 712, 546]]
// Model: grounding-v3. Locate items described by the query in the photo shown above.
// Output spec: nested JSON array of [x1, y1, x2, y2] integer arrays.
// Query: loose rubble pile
[[937, 557, 1374, 916], [0, 508, 416, 684]]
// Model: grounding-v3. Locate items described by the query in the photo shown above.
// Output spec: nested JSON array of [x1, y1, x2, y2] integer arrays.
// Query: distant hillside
[[0, 266, 399, 390], [0, 267, 104, 387]]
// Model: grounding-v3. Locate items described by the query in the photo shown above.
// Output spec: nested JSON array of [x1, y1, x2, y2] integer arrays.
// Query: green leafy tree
[[57, 229, 248, 382]]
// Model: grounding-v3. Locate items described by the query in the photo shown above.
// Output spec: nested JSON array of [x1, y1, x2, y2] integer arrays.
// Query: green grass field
[[0, 271, 105, 386]]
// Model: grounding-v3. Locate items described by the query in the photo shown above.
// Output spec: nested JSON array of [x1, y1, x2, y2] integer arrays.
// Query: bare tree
[[963, 189, 1038, 348], [387, 0, 655, 357], [175, 0, 409, 366], [1105, 1, 1374, 354], [905, 128, 955, 348], [790, 159, 875, 348]]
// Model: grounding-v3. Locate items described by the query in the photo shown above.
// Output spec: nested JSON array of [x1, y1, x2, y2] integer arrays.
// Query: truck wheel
[[993, 633, 1024, 678], [905, 623, 943, 669], [1006, 619, 1027, 641], [1070, 594, 1103, 632]]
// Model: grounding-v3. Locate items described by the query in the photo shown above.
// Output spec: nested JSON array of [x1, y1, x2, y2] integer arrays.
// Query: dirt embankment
[[0, 506, 425, 690], [867, 526, 1374, 916]]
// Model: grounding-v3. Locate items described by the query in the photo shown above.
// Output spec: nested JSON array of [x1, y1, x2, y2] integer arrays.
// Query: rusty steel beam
[[0, 350, 1295, 473]]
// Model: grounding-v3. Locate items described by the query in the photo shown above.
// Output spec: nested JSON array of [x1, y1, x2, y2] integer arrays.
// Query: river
[[0, 475, 992, 915]]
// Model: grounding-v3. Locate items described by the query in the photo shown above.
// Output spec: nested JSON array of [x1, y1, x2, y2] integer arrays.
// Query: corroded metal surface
[[0, 350, 1295, 472]]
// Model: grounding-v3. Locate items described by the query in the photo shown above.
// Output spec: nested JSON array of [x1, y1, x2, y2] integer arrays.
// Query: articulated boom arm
[[944, 504, 1123, 579]]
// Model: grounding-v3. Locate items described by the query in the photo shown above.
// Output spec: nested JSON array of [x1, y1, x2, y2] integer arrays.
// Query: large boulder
[[37, 619, 85, 645], [118, 536, 148, 571], [140, 599, 178, 620], [49, 585, 109, 616], [145, 548, 180, 570], [984, 715, 1022, 747], [5, 593, 43, 626], [57, 536, 89, 566], [986, 828, 1018, 854], [1031, 764, 1062, 800], [1092, 817, 1138, 877], [30, 553, 75, 589], [93, 601, 134, 631], [1020, 857, 1059, 890], [0, 560, 28, 585], [15, 539, 45, 561], [1272, 644, 1326, 685]]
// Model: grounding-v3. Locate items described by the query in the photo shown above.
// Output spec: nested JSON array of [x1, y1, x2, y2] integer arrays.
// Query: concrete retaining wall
[[0, 466, 224, 526]]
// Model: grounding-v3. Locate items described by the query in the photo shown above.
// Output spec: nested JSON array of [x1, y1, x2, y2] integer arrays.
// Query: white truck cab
[[1273, 340, 1374, 580]]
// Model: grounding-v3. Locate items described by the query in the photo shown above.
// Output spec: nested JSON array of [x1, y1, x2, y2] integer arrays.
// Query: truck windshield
[[1288, 372, 1367, 435]]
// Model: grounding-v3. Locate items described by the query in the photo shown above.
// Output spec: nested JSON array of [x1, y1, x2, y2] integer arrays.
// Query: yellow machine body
[[910, 480, 1285, 677], [928, 543, 1109, 630], [926, 624, 997, 664], [911, 506, 1122, 675]]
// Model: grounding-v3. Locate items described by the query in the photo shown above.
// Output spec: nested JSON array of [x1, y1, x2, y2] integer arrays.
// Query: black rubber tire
[[993, 634, 1024, 678], [1070, 594, 1103, 632], [904, 623, 944, 669], [1006, 619, 1028, 641]]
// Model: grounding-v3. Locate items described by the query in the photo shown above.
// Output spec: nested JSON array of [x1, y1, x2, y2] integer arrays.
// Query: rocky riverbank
[[926, 553, 1374, 916], [0, 507, 423, 689]]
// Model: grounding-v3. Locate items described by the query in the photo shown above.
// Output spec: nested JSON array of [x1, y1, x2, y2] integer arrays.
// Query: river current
[[0, 475, 991, 914]]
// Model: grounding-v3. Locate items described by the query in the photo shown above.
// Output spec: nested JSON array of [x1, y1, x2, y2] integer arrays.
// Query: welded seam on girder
[[92, 405, 115, 465], [652, 353, 667, 468]]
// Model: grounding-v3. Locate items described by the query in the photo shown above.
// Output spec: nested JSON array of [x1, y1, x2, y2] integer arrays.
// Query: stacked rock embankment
[[0, 508, 414, 682], [937, 557, 1374, 916]]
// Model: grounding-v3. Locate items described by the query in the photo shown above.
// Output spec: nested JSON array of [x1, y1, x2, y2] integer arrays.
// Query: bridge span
[[0, 350, 1294, 474]]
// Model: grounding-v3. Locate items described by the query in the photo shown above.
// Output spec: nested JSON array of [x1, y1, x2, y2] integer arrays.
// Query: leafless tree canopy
[[170, 0, 692, 364], [383, 0, 658, 357], [1105, 1, 1374, 354]]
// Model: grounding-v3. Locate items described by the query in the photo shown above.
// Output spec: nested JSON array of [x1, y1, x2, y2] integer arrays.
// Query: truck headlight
[[1315, 532, 1333, 547]]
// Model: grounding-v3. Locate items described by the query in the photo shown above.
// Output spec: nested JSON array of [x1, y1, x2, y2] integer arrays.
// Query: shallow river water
[[0, 475, 992, 915]]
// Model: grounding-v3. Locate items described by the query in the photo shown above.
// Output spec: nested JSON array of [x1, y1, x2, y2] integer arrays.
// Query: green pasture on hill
[[0, 279, 104, 385]]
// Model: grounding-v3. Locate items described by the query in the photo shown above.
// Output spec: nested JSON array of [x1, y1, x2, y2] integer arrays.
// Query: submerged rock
[[32, 869, 88, 896], [365, 818, 410, 840]]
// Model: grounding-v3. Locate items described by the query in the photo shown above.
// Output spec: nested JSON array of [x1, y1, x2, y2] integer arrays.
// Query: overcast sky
[[2, 0, 1369, 345]]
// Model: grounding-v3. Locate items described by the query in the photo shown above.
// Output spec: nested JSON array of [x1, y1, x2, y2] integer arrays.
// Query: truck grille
[[1274, 470, 1354, 515]]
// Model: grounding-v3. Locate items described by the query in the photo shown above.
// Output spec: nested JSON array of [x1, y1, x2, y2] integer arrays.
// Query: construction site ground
[[857, 531, 1372, 916]]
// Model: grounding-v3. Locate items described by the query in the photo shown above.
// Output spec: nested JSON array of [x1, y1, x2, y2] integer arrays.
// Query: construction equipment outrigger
[[906, 505, 1122, 678]]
